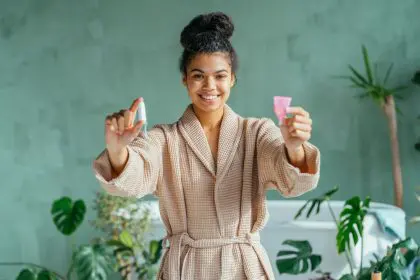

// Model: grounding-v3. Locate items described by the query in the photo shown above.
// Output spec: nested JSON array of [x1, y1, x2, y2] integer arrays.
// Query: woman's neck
[[192, 105, 224, 131]]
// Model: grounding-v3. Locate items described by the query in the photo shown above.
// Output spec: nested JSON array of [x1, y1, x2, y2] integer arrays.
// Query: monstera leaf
[[337, 196, 371, 254], [16, 268, 58, 280], [51, 197, 86, 236], [294, 186, 339, 219], [72, 243, 115, 280], [276, 240, 322, 275], [16, 269, 36, 280]]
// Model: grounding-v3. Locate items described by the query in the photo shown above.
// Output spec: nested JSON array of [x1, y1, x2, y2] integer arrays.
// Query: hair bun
[[180, 12, 234, 49]]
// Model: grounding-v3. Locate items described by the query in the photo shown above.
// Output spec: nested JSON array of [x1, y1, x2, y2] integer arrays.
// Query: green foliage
[[413, 71, 420, 86], [16, 268, 60, 280], [51, 197, 86, 236], [339, 45, 406, 112], [294, 185, 339, 219], [276, 240, 322, 275], [337, 196, 371, 254], [108, 231, 164, 280], [72, 243, 115, 280]]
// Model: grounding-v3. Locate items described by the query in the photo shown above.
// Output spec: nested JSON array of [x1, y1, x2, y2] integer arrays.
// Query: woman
[[93, 12, 320, 280]]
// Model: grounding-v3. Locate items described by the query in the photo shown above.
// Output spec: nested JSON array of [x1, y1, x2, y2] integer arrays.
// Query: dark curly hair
[[179, 12, 238, 76]]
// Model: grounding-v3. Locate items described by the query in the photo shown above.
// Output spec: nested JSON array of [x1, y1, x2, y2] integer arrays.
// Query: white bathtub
[[142, 200, 405, 279]]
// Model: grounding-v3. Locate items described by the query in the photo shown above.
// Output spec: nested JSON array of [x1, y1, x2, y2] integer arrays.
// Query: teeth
[[201, 95, 218, 100]]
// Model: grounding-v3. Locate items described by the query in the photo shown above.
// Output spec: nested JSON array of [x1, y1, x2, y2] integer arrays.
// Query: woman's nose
[[203, 76, 216, 89]]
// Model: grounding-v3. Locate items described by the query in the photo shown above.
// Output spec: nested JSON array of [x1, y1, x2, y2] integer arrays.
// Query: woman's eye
[[193, 74, 203, 79], [216, 75, 227, 79]]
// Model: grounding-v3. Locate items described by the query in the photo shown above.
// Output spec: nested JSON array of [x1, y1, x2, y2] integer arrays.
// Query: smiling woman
[[93, 11, 321, 280]]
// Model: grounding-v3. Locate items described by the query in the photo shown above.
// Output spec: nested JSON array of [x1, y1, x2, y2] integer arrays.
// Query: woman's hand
[[280, 106, 312, 150], [105, 98, 144, 156], [280, 106, 312, 170]]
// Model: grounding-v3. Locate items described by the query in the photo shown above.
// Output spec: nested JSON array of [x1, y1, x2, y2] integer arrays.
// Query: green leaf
[[51, 197, 86, 236], [383, 63, 394, 85], [73, 244, 115, 280], [149, 240, 163, 264], [362, 45, 374, 84], [119, 230, 133, 248], [294, 186, 339, 219], [16, 269, 36, 280], [37, 270, 55, 280], [348, 65, 369, 86], [412, 70, 420, 86], [276, 240, 321, 275], [415, 142, 420, 152], [336, 196, 370, 254]]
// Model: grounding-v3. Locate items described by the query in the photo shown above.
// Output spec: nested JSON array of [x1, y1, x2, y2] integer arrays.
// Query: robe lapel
[[178, 104, 243, 180], [216, 104, 243, 183], [179, 104, 216, 176]]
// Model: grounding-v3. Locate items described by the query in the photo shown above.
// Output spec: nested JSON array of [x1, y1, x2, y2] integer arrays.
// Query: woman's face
[[183, 52, 235, 114]]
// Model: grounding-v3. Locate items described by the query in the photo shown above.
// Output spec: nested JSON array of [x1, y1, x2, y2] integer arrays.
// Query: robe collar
[[178, 103, 243, 178]]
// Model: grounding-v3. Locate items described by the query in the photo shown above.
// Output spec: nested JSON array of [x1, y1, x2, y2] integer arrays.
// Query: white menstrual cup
[[273, 96, 292, 124]]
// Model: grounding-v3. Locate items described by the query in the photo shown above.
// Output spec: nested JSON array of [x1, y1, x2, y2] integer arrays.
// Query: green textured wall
[[1, 0, 419, 278]]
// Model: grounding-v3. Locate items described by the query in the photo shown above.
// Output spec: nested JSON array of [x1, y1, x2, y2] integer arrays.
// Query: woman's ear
[[182, 74, 187, 86], [230, 73, 236, 88]]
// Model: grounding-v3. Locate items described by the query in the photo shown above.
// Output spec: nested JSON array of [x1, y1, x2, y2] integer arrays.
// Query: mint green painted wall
[[1, 0, 419, 278]]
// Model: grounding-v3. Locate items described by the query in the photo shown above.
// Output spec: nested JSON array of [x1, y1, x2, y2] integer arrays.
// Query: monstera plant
[[0, 196, 163, 280], [339, 45, 410, 208], [276, 186, 420, 280], [0, 197, 115, 280]]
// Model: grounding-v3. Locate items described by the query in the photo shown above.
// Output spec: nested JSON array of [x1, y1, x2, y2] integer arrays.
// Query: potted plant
[[339, 45, 410, 208], [0, 195, 163, 280], [276, 186, 420, 280]]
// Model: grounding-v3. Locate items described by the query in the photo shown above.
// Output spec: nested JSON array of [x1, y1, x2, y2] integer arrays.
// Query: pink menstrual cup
[[273, 96, 292, 123]]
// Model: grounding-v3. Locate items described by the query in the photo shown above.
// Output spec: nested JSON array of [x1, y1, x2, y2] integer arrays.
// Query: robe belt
[[161, 231, 272, 279]]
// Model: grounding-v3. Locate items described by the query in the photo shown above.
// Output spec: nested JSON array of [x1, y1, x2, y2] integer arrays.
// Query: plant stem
[[66, 258, 74, 280], [0, 262, 66, 279], [384, 96, 403, 208], [326, 201, 355, 276], [360, 232, 364, 276]]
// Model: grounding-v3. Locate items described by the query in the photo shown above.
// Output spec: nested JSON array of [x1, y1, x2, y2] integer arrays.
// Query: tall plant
[[340, 45, 407, 208]]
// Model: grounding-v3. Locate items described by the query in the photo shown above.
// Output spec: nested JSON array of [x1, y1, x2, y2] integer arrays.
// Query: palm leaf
[[336, 196, 371, 254], [73, 244, 115, 280], [276, 240, 322, 275], [362, 45, 374, 84], [348, 65, 369, 86], [51, 197, 86, 236], [383, 63, 394, 85], [294, 186, 339, 219]]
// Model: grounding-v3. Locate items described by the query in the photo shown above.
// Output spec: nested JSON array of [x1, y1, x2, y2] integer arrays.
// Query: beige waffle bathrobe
[[93, 104, 320, 280]]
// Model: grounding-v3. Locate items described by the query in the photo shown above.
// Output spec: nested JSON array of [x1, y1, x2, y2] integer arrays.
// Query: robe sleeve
[[92, 127, 164, 198], [257, 118, 320, 197]]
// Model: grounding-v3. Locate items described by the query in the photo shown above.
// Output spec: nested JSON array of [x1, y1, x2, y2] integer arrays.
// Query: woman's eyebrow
[[190, 69, 228, 73]]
